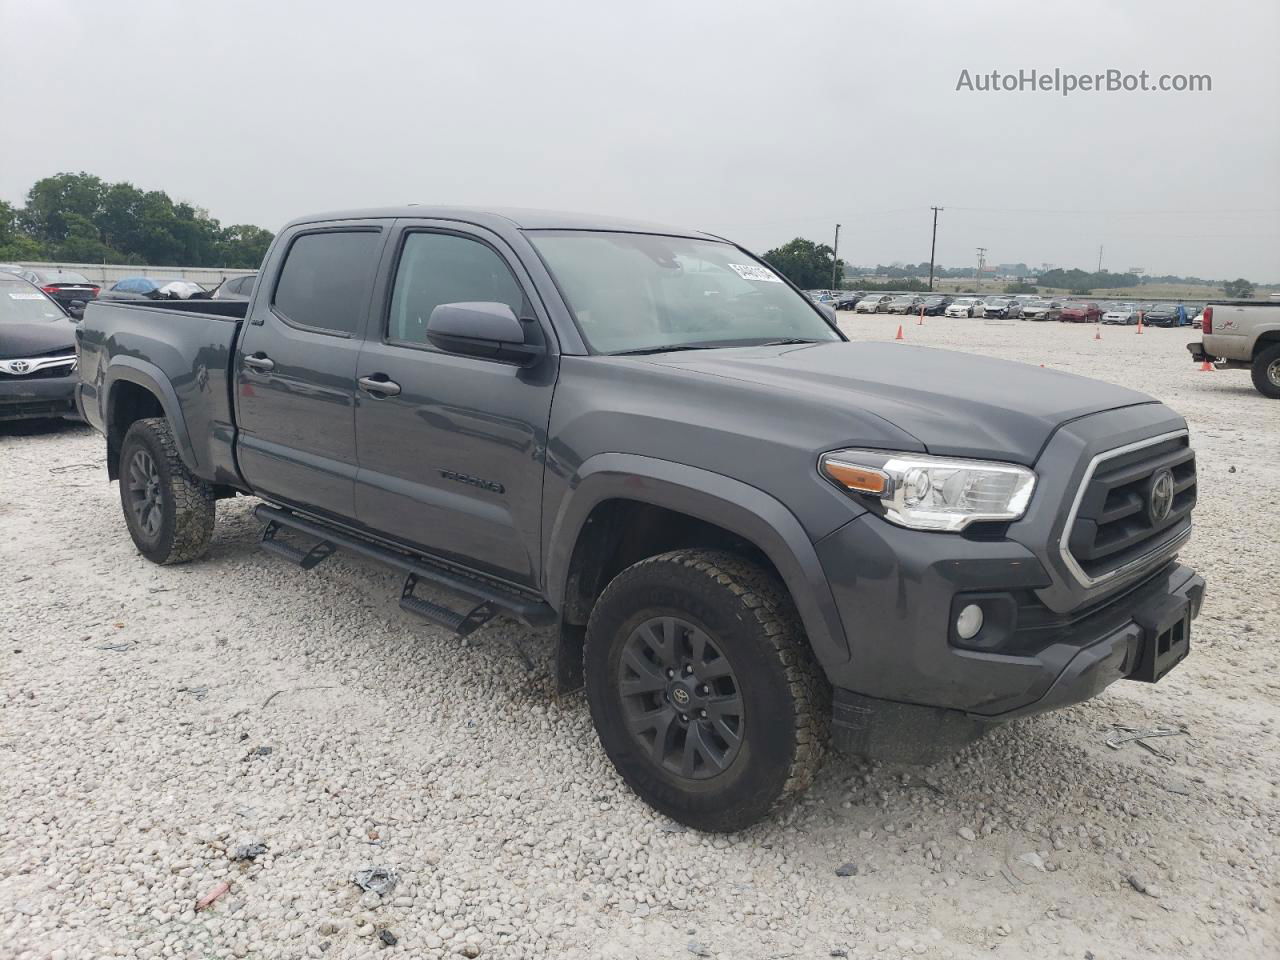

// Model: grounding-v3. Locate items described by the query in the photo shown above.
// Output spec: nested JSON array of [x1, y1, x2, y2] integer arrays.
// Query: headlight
[[819, 449, 1036, 531]]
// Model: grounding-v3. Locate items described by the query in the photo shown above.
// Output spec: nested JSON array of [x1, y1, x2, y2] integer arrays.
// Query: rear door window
[[273, 230, 382, 335]]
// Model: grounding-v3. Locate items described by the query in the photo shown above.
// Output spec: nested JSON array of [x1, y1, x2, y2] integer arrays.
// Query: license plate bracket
[[1131, 593, 1191, 683]]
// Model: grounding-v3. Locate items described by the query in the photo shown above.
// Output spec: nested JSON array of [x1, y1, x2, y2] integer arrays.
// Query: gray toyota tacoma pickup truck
[[76, 207, 1205, 831]]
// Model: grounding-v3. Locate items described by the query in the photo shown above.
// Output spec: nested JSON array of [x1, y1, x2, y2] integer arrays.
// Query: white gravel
[[2, 314, 1277, 960]]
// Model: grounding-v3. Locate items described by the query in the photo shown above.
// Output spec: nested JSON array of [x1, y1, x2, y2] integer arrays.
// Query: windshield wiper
[[610, 343, 729, 357], [611, 337, 828, 357]]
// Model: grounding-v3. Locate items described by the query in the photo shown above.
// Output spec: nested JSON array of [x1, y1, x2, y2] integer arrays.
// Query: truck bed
[[77, 298, 247, 487]]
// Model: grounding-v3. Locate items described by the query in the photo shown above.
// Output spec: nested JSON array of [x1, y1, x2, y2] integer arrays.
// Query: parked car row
[[0, 265, 258, 310], [830, 288, 1202, 327], [0, 265, 100, 313], [0, 267, 260, 425]]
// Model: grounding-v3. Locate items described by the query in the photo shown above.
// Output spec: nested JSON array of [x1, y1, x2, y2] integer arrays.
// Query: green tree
[[54, 212, 119, 263], [22, 172, 108, 246], [97, 182, 147, 254], [6, 172, 275, 268], [1223, 278, 1255, 298], [0, 199, 45, 261], [218, 224, 274, 268], [1037, 268, 1130, 291], [762, 237, 844, 289], [860, 278, 928, 292]]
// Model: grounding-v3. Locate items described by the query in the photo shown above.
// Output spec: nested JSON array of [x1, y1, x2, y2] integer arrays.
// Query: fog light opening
[[956, 603, 984, 641]]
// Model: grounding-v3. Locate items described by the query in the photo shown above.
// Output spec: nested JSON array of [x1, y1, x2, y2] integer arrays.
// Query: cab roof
[[281, 206, 720, 241]]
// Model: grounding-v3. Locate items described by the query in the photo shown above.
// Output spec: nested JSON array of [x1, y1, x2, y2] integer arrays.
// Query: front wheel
[[585, 550, 828, 832], [1252, 343, 1280, 399], [118, 417, 216, 563]]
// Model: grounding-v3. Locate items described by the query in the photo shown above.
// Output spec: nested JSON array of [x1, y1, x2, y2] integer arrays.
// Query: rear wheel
[[1252, 343, 1280, 399], [118, 417, 216, 564], [585, 549, 828, 832]]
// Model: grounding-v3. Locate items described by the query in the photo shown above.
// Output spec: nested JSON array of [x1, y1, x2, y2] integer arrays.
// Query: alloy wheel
[[126, 448, 163, 539], [617, 615, 744, 780]]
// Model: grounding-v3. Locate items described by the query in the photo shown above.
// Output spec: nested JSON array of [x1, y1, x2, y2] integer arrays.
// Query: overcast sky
[[2, 0, 1276, 279]]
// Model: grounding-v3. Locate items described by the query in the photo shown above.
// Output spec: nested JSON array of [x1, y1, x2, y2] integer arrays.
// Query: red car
[[1059, 301, 1101, 323]]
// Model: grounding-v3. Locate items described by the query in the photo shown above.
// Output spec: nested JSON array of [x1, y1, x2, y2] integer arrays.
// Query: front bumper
[[0, 376, 79, 421], [813, 404, 1202, 756]]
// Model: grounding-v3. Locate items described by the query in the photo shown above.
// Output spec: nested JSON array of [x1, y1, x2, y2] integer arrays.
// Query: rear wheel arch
[[104, 364, 197, 480], [1253, 330, 1280, 358]]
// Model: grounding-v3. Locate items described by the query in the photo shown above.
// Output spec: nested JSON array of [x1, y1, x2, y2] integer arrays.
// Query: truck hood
[[0, 318, 77, 359], [645, 341, 1157, 464]]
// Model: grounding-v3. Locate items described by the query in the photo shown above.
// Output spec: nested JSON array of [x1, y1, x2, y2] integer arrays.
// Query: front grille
[[0, 363, 75, 381], [0, 353, 77, 381], [1062, 431, 1196, 586]]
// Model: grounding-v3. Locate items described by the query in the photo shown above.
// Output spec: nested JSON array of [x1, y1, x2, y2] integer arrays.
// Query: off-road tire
[[1251, 343, 1280, 399], [118, 417, 216, 564], [585, 549, 829, 832]]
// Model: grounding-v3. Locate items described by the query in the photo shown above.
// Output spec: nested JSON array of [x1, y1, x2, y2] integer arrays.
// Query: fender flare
[[104, 356, 199, 473], [545, 452, 850, 670]]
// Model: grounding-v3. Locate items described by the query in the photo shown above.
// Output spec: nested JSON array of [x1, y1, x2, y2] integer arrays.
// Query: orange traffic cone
[[1199, 360, 1213, 372], [894, 324, 905, 341], [1094, 324, 1102, 340]]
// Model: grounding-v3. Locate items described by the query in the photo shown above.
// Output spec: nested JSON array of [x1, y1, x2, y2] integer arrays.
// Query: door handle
[[358, 375, 401, 397], [243, 354, 275, 371]]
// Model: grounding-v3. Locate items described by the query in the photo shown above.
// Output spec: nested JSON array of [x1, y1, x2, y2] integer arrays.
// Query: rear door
[[352, 220, 558, 586], [234, 221, 387, 520]]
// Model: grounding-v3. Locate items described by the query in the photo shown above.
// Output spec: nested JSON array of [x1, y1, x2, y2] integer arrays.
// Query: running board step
[[400, 574, 496, 638], [253, 504, 556, 630], [260, 520, 335, 570]]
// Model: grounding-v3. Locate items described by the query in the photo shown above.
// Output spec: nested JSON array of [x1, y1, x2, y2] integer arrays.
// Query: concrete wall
[[10, 261, 256, 289]]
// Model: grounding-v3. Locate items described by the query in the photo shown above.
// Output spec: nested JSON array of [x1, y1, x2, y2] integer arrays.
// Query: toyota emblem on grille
[[8, 360, 31, 374], [1147, 468, 1175, 525]]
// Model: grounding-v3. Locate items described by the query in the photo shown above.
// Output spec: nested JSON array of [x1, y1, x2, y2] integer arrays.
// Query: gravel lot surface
[[2, 314, 1277, 960]]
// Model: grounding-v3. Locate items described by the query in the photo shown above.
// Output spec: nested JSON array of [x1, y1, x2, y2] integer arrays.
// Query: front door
[[234, 224, 386, 520], [353, 222, 557, 586]]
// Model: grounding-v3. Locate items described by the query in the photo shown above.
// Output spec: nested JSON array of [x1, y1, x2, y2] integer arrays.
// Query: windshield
[[0, 283, 65, 322], [528, 231, 841, 354]]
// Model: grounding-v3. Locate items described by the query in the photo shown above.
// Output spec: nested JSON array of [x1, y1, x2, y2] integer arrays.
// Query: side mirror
[[426, 301, 544, 365], [817, 303, 838, 324], [68, 299, 86, 320]]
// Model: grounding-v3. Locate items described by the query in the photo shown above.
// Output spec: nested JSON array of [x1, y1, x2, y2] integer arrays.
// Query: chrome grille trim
[[1058, 429, 1192, 588]]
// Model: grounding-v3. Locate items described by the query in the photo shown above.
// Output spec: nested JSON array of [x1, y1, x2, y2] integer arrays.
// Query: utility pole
[[928, 206, 943, 291], [1097, 244, 1104, 272], [831, 223, 841, 291], [975, 246, 987, 292]]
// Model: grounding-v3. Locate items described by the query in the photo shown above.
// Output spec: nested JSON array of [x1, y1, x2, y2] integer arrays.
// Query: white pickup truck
[[1188, 299, 1280, 398]]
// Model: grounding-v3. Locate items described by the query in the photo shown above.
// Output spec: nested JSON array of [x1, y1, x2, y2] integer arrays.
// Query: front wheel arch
[[545, 455, 855, 679]]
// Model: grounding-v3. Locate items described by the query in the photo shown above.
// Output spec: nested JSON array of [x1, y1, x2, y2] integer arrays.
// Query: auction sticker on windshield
[[728, 263, 783, 282], [8, 292, 45, 300]]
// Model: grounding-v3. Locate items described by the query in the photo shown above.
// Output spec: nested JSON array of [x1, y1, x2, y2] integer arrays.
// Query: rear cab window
[[272, 230, 382, 336]]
